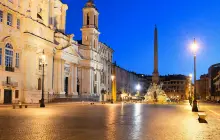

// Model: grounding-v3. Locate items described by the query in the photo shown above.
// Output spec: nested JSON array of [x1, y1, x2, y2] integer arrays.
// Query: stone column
[[61, 4, 68, 33], [57, 59, 64, 94], [73, 65, 78, 95], [91, 69, 94, 94], [49, 0, 55, 26], [42, 0, 49, 26], [97, 70, 101, 95], [70, 64, 77, 95], [81, 68, 92, 95]]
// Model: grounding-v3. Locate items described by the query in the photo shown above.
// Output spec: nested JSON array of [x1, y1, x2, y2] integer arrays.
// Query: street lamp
[[40, 50, 47, 108], [135, 83, 141, 98], [111, 75, 115, 81], [136, 84, 141, 91], [191, 38, 198, 112]]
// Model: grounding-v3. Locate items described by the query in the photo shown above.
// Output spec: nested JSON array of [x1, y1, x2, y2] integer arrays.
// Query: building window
[[15, 53, 19, 68], [17, 19, 20, 29], [0, 10, 3, 22], [15, 90, 19, 98], [87, 13, 89, 25], [0, 48, 2, 65], [7, 13, 12, 26], [5, 43, 13, 67], [38, 78, 41, 90], [6, 76, 11, 84], [39, 58, 42, 70]]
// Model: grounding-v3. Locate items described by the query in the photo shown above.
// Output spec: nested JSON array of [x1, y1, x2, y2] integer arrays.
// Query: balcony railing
[[2, 81, 18, 87], [5, 66, 15, 72]]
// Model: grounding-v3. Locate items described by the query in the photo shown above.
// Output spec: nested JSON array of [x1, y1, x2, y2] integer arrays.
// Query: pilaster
[[72, 65, 78, 94], [61, 4, 68, 33]]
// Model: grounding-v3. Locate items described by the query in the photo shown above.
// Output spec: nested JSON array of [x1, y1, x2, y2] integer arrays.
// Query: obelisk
[[152, 25, 159, 84]]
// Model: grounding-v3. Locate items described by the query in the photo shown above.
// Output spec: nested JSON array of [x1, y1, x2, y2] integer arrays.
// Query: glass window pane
[[7, 13, 12, 26], [0, 11, 3, 22], [16, 53, 19, 68], [17, 19, 20, 29], [5, 44, 13, 67]]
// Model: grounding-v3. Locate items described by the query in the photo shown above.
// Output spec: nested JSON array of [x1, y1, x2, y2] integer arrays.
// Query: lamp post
[[191, 38, 198, 112], [111, 75, 116, 103], [40, 50, 47, 108]]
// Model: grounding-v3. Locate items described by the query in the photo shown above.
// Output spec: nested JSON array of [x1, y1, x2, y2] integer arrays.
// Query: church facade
[[0, 0, 113, 104]]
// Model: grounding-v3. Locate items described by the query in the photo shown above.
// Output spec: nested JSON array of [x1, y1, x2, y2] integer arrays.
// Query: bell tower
[[81, 0, 100, 49], [78, 0, 101, 96]]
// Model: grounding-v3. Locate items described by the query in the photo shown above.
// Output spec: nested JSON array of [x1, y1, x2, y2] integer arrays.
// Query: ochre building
[[0, 0, 113, 104]]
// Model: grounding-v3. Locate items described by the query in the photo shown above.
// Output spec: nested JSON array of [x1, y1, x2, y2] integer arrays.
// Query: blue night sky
[[63, 0, 220, 78]]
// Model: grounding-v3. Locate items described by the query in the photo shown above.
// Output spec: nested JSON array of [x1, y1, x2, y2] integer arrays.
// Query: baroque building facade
[[0, 0, 113, 104]]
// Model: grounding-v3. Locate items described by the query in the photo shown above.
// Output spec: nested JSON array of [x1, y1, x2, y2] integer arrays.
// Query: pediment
[[63, 46, 79, 57]]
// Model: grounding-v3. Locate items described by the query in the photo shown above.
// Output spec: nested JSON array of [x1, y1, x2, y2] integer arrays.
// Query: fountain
[[144, 83, 169, 103]]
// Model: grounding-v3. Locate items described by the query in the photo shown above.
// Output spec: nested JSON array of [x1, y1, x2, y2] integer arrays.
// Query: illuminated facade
[[208, 63, 220, 101], [161, 75, 191, 100], [196, 74, 209, 100], [77, 1, 113, 101], [0, 0, 113, 104]]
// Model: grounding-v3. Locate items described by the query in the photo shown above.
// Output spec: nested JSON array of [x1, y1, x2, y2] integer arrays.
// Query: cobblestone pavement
[[0, 103, 219, 140]]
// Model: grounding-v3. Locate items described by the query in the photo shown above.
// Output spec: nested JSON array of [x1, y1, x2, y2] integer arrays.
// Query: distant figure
[[189, 97, 192, 106]]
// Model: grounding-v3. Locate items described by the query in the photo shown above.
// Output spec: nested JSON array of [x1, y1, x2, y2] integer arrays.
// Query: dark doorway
[[64, 77, 69, 96], [77, 85, 80, 95], [94, 85, 97, 94], [77, 78, 80, 95], [4, 89, 12, 104]]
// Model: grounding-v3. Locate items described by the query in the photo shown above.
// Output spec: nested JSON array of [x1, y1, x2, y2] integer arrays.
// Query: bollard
[[19, 101, 22, 108], [25, 105, 28, 108], [12, 105, 15, 109]]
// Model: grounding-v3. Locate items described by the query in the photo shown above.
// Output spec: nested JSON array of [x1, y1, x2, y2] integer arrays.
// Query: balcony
[[5, 66, 14, 72], [2, 81, 18, 87]]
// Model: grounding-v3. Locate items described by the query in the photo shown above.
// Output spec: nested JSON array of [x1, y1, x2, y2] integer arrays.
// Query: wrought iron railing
[[5, 66, 14, 72], [2, 81, 18, 87]]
